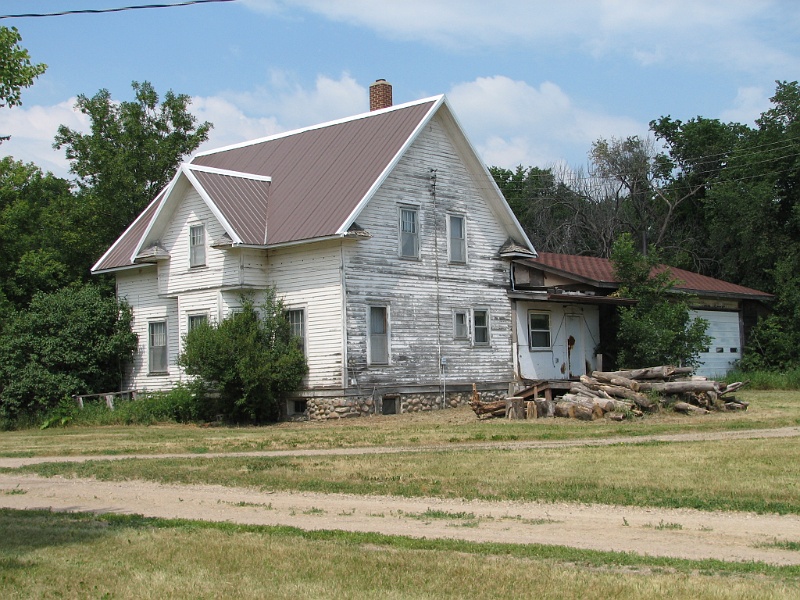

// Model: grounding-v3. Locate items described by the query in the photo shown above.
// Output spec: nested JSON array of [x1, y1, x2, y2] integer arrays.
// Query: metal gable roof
[[190, 98, 439, 246], [91, 98, 441, 273]]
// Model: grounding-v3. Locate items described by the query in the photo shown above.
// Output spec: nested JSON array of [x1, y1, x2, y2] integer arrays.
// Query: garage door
[[691, 310, 742, 378]]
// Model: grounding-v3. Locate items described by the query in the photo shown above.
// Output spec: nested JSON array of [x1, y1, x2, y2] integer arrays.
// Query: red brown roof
[[93, 98, 441, 273], [191, 99, 438, 245], [530, 252, 772, 300]]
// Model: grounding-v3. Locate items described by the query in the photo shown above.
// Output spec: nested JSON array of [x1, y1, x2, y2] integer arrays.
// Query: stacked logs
[[470, 366, 749, 421], [558, 367, 749, 420]]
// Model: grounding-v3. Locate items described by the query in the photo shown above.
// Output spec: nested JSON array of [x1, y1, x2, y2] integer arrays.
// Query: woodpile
[[469, 366, 749, 421]]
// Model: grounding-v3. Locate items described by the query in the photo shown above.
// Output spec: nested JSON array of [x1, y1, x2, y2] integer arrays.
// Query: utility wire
[[0, 0, 236, 20]]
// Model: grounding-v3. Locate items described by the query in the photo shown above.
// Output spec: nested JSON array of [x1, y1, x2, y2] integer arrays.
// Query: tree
[[0, 284, 138, 423], [54, 81, 212, 263], [611, 233, 709, 369], [0, 26, 46, 140], [0, 157, 79, 311], [179, 290, 307, 423]]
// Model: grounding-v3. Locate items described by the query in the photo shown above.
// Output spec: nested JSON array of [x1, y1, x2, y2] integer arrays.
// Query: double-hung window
[[188, 314, 208, 333], [286, 308, 306, 354], [149, 321, 168, 373], [369, 306, 389, 365], [453, 310, 469, 340], [399, 207, 419, 258], [448, 215, 466, 263], [473, 309, 489, 345], [529, 312, 551, 349], [189, 224, 206, 267]]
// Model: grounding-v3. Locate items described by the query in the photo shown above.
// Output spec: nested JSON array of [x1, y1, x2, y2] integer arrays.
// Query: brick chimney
[[369, 79, 392, 111]]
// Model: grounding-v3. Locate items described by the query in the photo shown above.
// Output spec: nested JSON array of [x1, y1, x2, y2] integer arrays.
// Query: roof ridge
[[193, 95, 444, 158]]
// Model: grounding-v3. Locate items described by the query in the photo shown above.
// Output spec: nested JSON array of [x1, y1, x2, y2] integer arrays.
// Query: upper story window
[[529, 311, 551, 349], [448, 215, 466, 264], [286, 308, 306, 355], [473, 309, 489, 345], [453, 310, 469, 340], [399, 207, 419, 258], [189, 224, 206, 267]]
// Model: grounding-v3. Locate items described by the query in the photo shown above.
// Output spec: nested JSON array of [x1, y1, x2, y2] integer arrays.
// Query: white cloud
[[243, 0, 797, 75], [447, 76, 645, 168], [0, 98, 88, 177], [718, 86, 772, 125], [0, 74, 369, 178]]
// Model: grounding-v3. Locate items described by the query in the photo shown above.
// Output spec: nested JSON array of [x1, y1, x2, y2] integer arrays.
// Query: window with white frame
[[368, 306, 389, 364], [149, 321, 168, 373], [453, 310, 469, 340], [286, 308, 306, 354], [529, 311, 551, 349], [399, 207, 419, 258], [473, 309, 489, 345], [188, 314, 208, 333], [448, 214, 466, 263], [189, 224, 206, 267]]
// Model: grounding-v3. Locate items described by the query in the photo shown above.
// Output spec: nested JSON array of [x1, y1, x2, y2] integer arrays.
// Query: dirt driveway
[[2, 426, 800, 566]]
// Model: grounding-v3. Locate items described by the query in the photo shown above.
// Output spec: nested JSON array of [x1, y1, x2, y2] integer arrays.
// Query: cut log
[[470, 399, 506, 418], [592, 398, 617, 413], [534, 398, 555, 418], [636, 380, 721, 394], [569, 382, 602, 398], [554, 401, 575, 419], [724, 401, 747, 411], [601, 366, 692, 380], [525, 400, 538, 419], [673, 401, 709, 415], [591, 371, 640, 392], [607, 412, 626, 422], [505, 397, 525, 420], [720, 381, 749, 395]]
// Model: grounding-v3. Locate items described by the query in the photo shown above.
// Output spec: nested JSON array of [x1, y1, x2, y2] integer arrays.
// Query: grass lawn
[[15, 435, 800, 514], [1, 510, 798, 600], [0, 390, 798, 458], [2, 390, 800, 597]]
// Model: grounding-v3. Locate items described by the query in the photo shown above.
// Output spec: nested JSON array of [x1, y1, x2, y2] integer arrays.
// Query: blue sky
[[1, 0, 798, 178]]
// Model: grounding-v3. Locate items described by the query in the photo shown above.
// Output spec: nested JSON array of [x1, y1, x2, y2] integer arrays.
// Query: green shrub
[[179, 290, 307, 423], [0, 284, 137, 423]]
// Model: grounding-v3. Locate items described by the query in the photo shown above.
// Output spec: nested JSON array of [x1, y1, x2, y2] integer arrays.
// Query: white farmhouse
[[93, 81, 536, 418]]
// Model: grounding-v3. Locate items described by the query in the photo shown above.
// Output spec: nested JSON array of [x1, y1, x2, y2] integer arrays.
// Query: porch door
[[565, 315, 585, 378]]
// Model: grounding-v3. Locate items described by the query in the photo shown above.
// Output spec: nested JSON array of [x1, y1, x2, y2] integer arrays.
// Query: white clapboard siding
[[267, 240, 345, 389], [116, 268, 179, 391], [344, 113, 514, 387], [161, 189, 229, 297]]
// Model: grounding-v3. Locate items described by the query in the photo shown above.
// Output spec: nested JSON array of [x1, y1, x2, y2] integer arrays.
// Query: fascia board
[[337, 95, 445, 234]]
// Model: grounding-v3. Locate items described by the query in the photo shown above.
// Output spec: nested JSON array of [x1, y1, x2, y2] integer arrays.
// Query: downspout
[[430, 168, 444, 408]]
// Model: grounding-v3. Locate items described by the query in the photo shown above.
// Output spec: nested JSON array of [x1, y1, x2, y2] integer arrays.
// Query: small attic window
[[190, 224, 206, 267]]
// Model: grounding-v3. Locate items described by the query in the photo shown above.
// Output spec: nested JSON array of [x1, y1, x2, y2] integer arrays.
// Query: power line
[[0, 0, 236, 20]]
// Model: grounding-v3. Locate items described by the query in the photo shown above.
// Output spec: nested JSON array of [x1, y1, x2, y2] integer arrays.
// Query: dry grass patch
[[1, 390, 798, 459], [1, 510, 798, 599], [16, 436, 800, 514]]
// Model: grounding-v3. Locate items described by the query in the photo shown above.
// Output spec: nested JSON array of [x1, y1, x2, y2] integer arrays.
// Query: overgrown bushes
[[0, 284, 138, 426], [179, 291, 307, 423]]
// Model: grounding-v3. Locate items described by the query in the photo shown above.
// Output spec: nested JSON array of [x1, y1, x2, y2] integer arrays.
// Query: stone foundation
[[293, 389, 507, 421]]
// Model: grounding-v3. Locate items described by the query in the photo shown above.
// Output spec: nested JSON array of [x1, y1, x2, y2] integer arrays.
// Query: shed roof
[[528, 252, 773, 300]]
